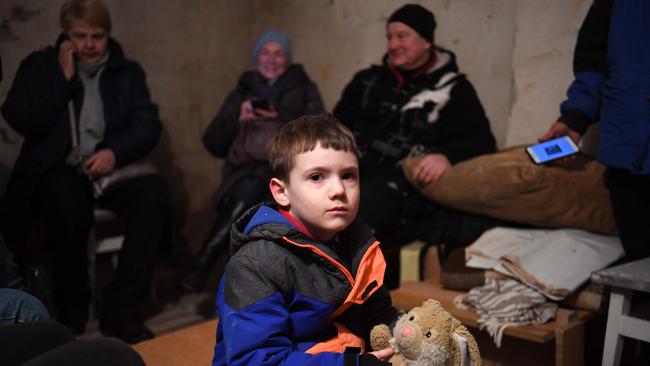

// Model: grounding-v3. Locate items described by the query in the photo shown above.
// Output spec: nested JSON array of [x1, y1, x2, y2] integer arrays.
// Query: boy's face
[[270, 144, 360, 243]]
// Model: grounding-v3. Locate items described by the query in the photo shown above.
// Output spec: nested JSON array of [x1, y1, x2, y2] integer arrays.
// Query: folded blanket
[[454, 279, 558, 347]]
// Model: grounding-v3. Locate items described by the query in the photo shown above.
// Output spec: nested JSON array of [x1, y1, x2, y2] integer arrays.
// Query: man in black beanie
[[334, 4, 497, 288]]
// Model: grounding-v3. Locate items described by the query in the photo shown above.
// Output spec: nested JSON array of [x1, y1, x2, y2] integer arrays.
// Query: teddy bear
[[370, 299, 481, 366]]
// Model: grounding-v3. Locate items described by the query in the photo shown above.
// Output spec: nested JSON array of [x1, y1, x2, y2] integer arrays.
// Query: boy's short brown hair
[[269, 114, 359, 181], [60, 0, 112, 32]]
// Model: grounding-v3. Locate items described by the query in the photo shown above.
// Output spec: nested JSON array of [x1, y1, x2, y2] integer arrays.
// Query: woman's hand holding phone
[[251, 98, 277, 119], [59, 38, 76, 81], [239, 100, 257, 122], [240, 99, 278, 121], [253, 107, 278, 119]]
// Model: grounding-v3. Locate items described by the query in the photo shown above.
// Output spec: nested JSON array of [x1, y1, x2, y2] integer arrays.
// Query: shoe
[[100, 319, 154, 344]]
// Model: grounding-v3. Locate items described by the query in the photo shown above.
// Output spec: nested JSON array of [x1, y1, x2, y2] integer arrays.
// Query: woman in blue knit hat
[[181, 31, 325, 293]]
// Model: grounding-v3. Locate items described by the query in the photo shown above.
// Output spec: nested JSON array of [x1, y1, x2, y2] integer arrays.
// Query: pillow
[[401, 147, 616, 235]]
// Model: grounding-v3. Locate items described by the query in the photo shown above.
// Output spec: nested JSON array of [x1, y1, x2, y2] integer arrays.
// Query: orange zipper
[[282, 236, 355, 285]]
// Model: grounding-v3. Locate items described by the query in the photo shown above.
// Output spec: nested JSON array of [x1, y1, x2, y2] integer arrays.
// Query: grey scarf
[[77, 53, 109, 158], [454, 278, 558, 347]]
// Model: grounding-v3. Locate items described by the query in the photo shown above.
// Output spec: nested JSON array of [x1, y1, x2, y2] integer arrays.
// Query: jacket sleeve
[[275, 80, 325, 124], [301, 81, 326, 116], [430, 78, 496, 164], [1, 50, 73, 138], [100, 63, 161, 167], [558, 0, 613, 135], [217, 253, 365, 366], [202, 87, 244, 158], [359, 285, 399, 340], [333, 70, 366, 136]]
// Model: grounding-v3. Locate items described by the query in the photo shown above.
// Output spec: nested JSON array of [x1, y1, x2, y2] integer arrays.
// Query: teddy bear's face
[[392, 306, 452, 365]]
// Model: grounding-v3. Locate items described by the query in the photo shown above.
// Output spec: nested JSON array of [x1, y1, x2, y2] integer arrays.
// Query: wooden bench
[[391, 280, 594, 366]]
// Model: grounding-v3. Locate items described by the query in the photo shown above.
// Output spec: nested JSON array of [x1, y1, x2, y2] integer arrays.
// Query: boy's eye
[[308, 174, 322, 182], [342, 172, 357, 181]]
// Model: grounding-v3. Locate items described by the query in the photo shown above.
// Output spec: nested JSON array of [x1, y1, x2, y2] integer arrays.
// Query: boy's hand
[[368, 347, 395, 361]]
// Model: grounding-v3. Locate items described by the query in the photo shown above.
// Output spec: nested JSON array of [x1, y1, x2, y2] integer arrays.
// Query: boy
[[213, 115, 398, 365]]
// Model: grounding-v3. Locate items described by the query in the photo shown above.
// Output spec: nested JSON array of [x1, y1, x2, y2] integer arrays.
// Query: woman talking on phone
[[181, 31, 325, 293], [1, 0, 172, 343]]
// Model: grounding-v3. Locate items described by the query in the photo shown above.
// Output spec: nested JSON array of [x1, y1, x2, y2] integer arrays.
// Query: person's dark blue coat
[[558, 0, 650, 174]]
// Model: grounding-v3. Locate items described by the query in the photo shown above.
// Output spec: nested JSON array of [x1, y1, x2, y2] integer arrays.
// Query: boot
[[180, 198, 246, 293]]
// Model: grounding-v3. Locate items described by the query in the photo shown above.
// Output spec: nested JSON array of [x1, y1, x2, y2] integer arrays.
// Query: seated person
[[181, 31, 325, 293], [0, 0, 172, 343], [2, 321, 144, 366], [333, 4, 497, 277], [213, 115, 397, 365]]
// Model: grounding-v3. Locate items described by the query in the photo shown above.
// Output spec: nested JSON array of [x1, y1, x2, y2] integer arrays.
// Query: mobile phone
[[526, 135, 579, 164], [251, 98, 270, 111]]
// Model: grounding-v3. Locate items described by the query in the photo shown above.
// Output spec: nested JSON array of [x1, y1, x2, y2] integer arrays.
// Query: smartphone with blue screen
[[526, 135, 579, 164]]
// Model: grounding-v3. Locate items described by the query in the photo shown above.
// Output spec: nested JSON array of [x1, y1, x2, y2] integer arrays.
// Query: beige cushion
[[402, 148, 616, 235]]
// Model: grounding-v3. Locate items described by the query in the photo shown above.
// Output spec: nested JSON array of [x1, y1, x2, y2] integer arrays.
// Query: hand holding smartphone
[[526, 135, 579, 164], [251, 98, 271, 113]]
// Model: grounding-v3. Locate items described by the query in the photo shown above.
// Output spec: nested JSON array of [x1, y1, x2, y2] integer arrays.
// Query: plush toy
[[370, 299, 481, 366]]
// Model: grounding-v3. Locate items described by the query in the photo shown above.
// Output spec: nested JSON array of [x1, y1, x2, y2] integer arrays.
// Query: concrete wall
[[0, 0, 593, 249]]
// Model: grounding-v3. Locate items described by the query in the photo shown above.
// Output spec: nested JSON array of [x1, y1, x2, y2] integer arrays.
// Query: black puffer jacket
[[1, 35, 161, 196], [334, 47, 495, 169], [202, 64, 324, 202]]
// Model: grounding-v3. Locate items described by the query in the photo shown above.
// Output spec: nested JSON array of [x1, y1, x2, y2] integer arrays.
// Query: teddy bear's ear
[[423, 299, 444, 310]]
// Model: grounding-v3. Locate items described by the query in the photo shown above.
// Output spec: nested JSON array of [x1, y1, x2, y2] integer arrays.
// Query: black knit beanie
[[387, 4, 436, 44]]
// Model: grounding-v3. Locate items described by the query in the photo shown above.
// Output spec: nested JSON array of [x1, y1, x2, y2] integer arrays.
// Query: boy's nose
[[328, 179, 345, 198]]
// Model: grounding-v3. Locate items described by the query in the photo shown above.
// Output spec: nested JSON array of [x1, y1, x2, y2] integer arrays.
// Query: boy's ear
[[269, 177, 290, 207]]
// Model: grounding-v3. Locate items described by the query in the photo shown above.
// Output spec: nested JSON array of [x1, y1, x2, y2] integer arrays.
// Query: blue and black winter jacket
[[559, 0, 650, 173], [212, 203, 397, 366]]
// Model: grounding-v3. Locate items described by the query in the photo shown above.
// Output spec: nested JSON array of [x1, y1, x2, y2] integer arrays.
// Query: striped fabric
[[454, 279, 557, 347]]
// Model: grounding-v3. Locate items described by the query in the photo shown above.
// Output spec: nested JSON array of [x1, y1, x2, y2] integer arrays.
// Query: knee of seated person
[[0, 289, 51, 324]]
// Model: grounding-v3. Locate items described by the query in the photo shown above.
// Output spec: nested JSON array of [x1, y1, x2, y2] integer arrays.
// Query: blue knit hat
[[253, 31, 293, 64]]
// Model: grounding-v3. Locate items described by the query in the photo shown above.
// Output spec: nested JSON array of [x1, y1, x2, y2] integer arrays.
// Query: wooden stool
[[591, 257, 650, 366]]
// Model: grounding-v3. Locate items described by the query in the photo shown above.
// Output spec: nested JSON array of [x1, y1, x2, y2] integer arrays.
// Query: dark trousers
[[1, 321, 144, 366], [1, 164, 172, 324], [359, 166, 509, 288], [358, 167, 504, 248], [605, 167, 650, 261]]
